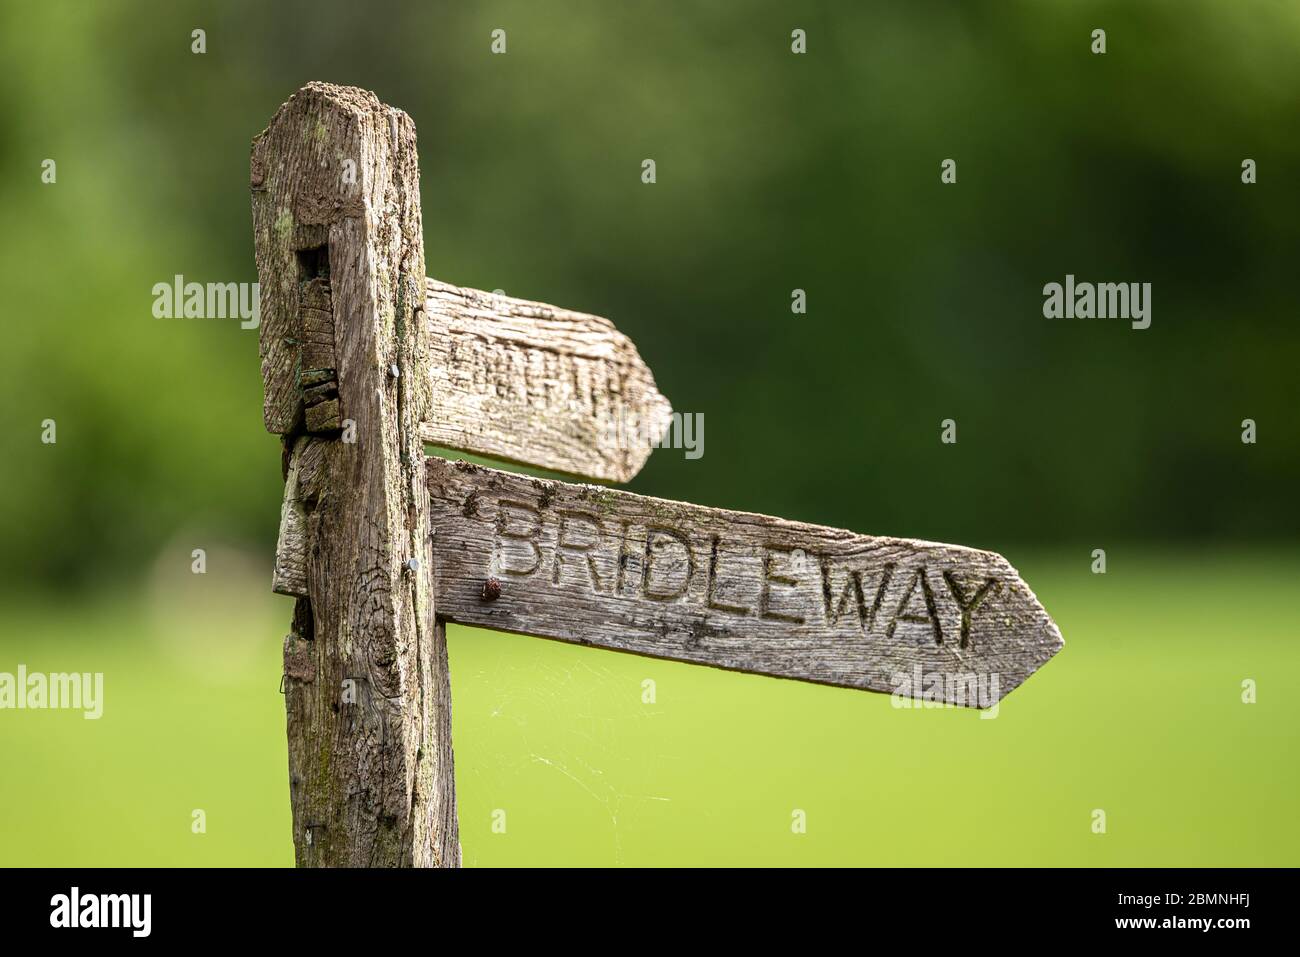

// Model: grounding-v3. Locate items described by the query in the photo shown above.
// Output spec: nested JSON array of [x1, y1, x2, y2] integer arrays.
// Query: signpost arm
[[425, 457, 1063, 703], [252, 83, 458, 866]]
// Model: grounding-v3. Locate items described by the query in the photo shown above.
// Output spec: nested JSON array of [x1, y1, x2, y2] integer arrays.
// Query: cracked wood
[[426, 457, 1063, 705]]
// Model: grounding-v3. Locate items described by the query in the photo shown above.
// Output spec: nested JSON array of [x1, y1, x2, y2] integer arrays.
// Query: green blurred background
[[1, 0, 1297, 866]]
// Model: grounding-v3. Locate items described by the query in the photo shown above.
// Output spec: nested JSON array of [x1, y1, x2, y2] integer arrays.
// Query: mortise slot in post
[[295, 243, 340, 432], [296, 244, 330, 281]]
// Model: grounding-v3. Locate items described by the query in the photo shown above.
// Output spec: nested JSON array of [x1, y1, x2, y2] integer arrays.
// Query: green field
[[1, 547, 1296, 867]]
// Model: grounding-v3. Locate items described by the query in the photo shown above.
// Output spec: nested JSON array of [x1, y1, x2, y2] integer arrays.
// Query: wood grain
[[252, 82, 457, 866], [272, 436, 308, 597], [426, 457, 1063, 705], [420, 279, 672, 483]]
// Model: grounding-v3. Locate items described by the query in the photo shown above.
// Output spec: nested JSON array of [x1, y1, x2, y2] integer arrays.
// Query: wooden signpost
[[251, 83, 1063, 868]]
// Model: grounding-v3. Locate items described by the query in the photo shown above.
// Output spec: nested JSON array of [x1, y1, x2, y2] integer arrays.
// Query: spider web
[[449, 625, 675, 865]]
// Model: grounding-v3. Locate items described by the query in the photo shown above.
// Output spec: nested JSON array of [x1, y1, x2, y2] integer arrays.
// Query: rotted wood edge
[[419, 279, 673, 483]]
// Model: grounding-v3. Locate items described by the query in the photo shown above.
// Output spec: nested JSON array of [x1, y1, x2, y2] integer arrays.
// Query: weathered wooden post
[[252, 82, 1063, 868], [251, 83, 456, 866]]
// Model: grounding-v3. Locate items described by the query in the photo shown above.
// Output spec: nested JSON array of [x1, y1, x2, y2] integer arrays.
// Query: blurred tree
[[1, 0, 1296, 594]]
